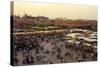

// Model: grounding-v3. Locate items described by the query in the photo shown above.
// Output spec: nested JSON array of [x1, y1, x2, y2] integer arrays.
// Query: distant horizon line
[[11, 14, 97, 20]]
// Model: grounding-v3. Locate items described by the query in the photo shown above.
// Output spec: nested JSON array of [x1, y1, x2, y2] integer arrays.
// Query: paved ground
[[14, 38, 96, 66]]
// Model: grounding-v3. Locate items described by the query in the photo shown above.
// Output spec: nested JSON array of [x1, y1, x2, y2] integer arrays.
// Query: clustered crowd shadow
[[13, 31, 97, 66]]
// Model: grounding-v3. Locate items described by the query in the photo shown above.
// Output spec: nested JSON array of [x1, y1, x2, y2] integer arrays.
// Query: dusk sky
[[13, 1, 97, 20]]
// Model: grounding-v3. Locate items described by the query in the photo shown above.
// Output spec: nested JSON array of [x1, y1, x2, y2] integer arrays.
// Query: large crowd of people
[[12, 31, 97, 66]]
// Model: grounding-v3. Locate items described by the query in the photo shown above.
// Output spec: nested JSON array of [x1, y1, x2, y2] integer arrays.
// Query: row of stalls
[[63, 29, 97, 52]]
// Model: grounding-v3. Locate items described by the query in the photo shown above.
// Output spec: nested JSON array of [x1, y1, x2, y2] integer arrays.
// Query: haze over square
[[14, 1, 97, 20]]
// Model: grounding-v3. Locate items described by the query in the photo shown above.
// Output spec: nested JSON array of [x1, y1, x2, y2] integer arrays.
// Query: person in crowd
[[14, 56, 19, 65]]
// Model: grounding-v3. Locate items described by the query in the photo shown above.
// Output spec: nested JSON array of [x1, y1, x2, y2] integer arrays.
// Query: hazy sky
[[13, 1, 97, 20]]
